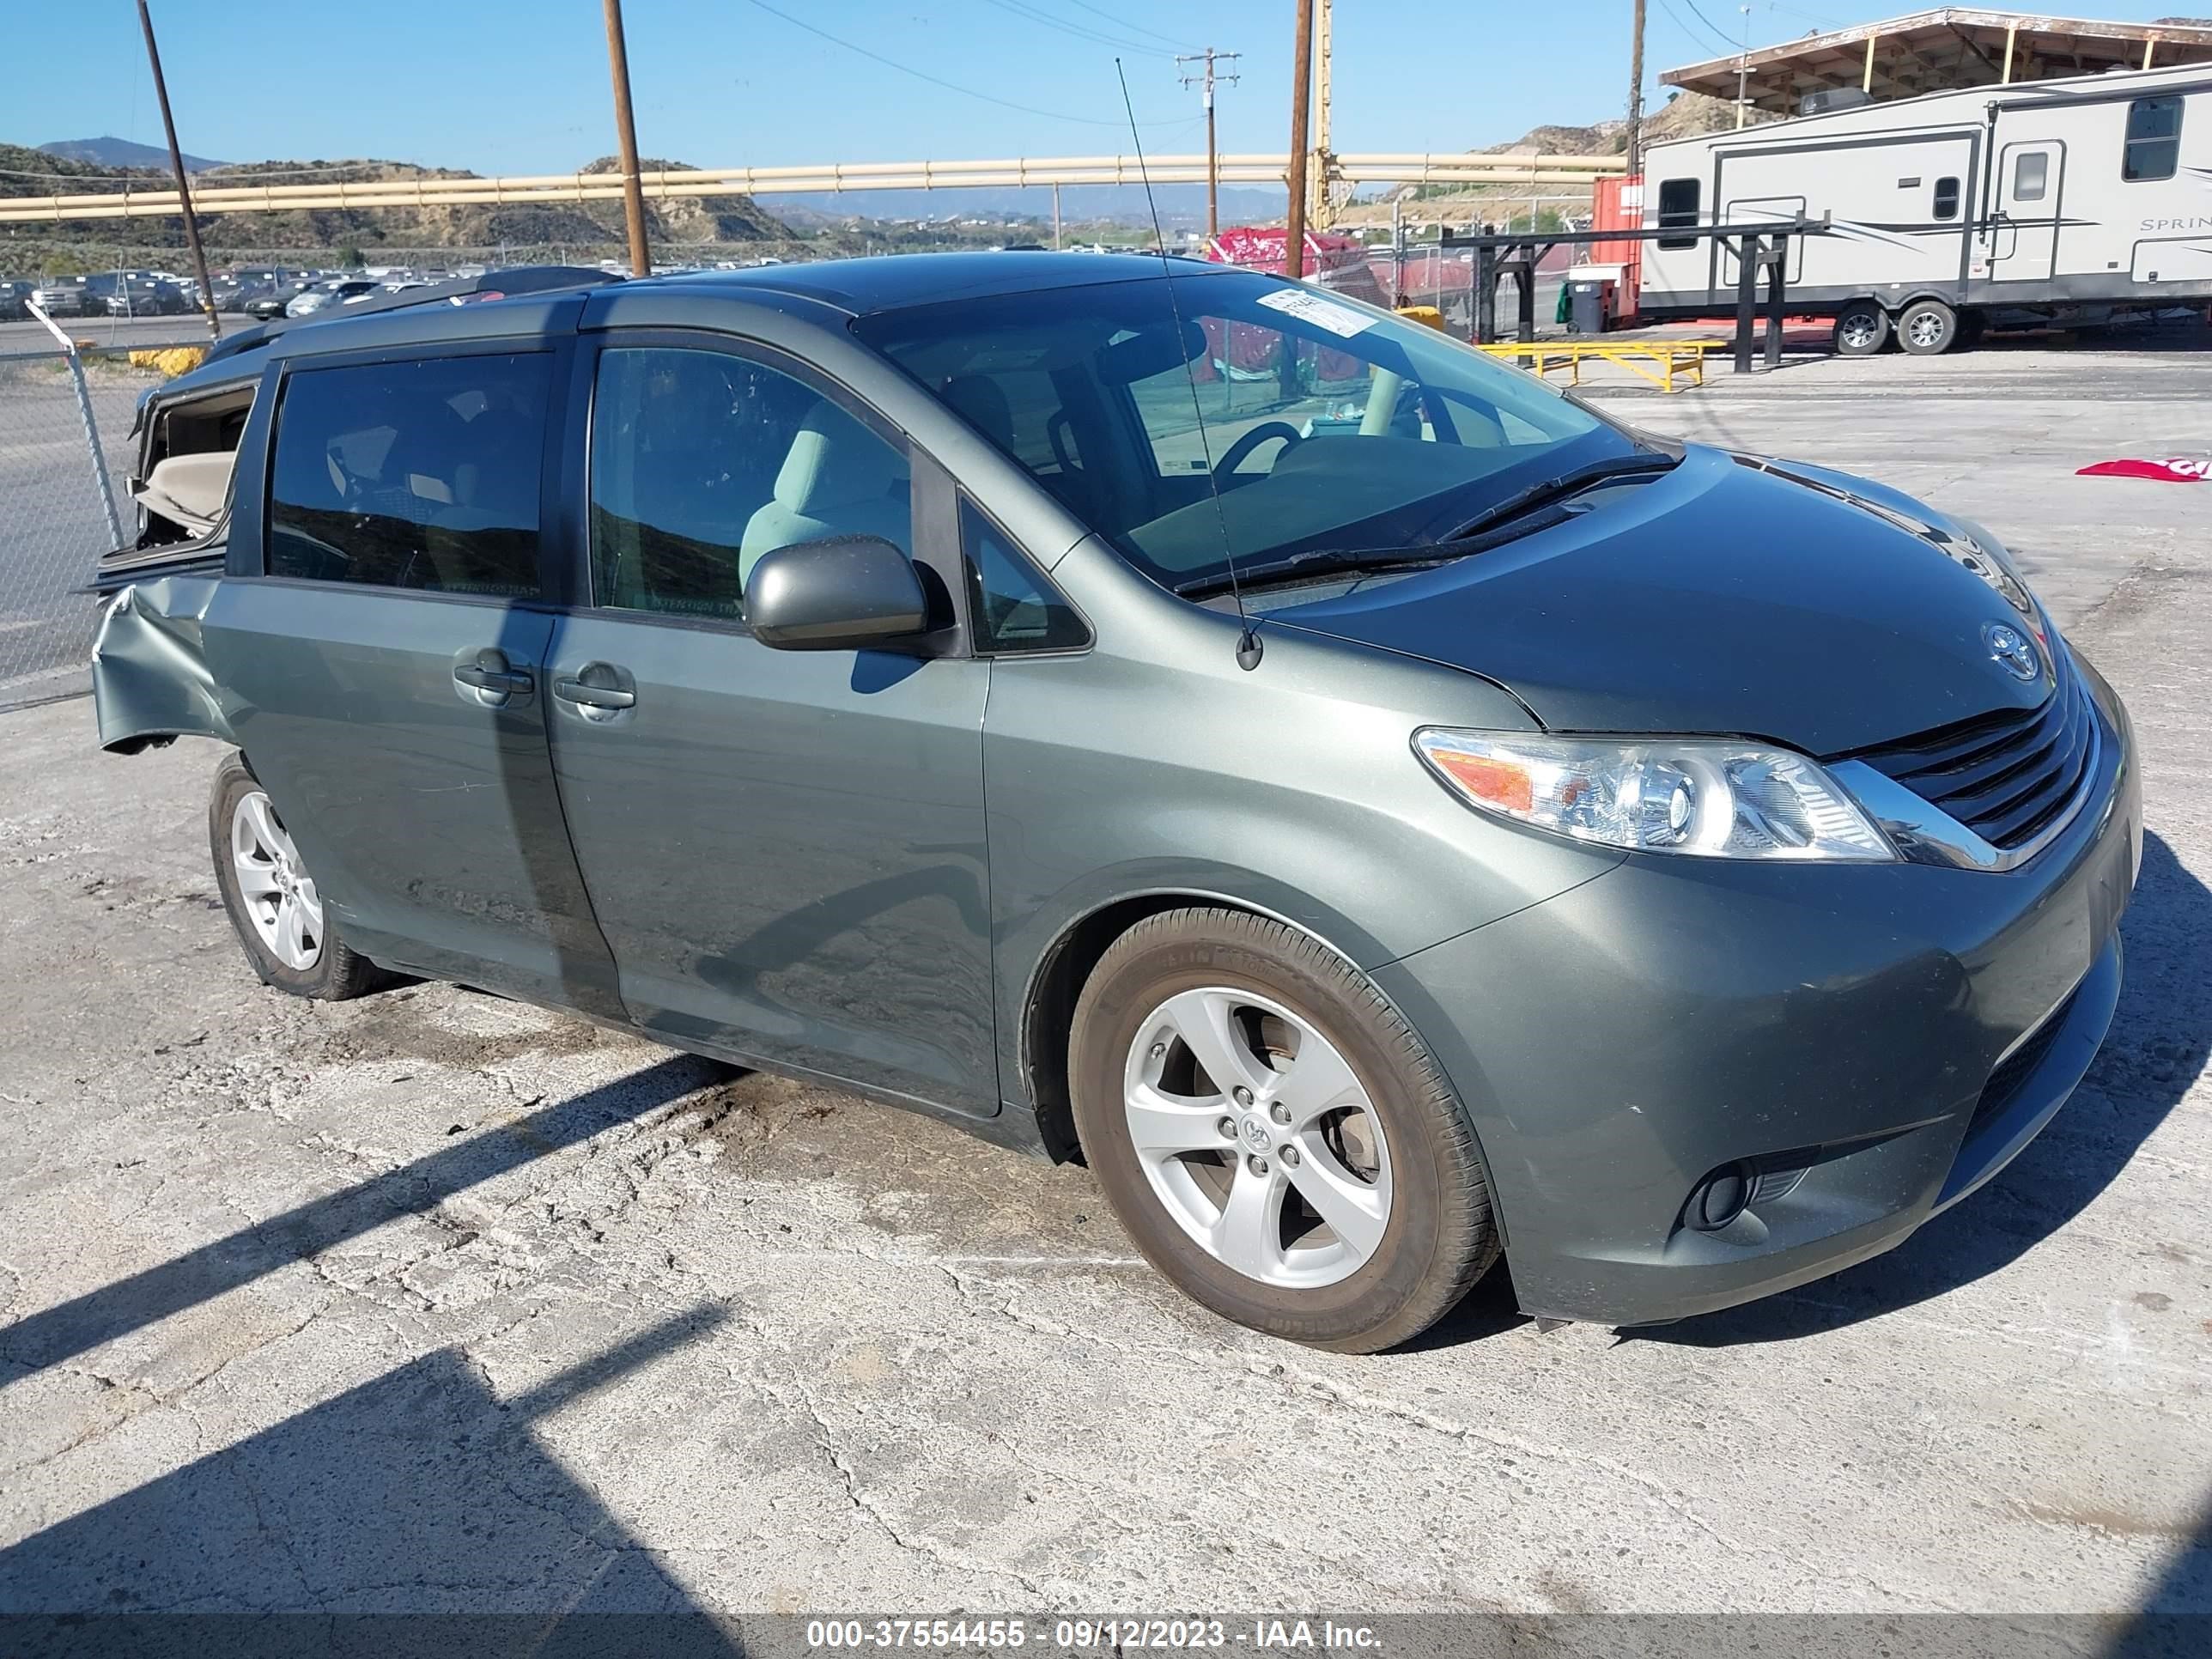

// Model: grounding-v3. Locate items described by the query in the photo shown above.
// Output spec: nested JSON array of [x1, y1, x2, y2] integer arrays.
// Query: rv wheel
[[1833, 303, 1888, 357], [1898, 299, 1960, 356]]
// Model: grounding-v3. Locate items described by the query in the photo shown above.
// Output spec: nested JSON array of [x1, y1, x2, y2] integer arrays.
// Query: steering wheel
[[1214, 421, 1304, 481]]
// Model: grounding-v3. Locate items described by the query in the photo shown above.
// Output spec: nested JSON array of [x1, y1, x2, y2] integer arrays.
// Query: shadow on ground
[[1639, 830, 2209, 1347], [0, 1054, 720, 1382], [0, 1307, 745, 1655]]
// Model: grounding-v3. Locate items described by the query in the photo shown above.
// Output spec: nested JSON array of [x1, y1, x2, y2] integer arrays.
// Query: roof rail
[[203, 265, 623, 365]]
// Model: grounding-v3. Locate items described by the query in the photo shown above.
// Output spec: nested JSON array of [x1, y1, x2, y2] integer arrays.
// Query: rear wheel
[[1832, 301, 1889, 357], [210, 754, 387, 1000], [1069, 908, 1498, 1352], [1898, 298, 1960, 356]]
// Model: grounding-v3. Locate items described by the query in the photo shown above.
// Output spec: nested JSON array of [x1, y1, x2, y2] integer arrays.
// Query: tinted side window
[[2124, 96, 2183, 181], [1656, 178, 1700, 249], [2013, 150, 2048, 202], [589, 346, 912, 619], [267, 353, 549, 595], [963, 501, 1087, 654], [1933, 176, 1960, 221]]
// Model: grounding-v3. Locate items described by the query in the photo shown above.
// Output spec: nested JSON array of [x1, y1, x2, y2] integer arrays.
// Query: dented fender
[[91, 575, 240, 754]]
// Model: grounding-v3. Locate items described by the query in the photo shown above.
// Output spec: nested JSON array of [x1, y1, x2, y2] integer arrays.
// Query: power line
[[1678, 0, 1742, 53], [977, 0, 1179, 58], [740, 0, 1185, 127], [1060, 0, 1192, 51]]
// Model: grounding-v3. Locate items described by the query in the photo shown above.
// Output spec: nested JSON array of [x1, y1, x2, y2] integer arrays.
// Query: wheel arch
[[1018, 888, 1370, 1164]]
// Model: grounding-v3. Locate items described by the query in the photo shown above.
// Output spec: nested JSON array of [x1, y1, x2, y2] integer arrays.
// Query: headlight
[[1413, 729, 1897, 861]]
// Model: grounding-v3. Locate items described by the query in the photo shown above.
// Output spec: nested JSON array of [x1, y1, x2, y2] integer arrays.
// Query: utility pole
[[1735, 3, 1753, 130], [1311, 0, 1334, 228], [1176, 47, 1240, 240], [601, 0, 653, 277], [1283, 0, 1314, 281], [1626, 0, 1646, 179], [135, 1, 219, 340]]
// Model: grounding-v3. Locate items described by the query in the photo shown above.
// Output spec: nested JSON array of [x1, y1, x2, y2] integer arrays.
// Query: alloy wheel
[[1908, 313, 1946, 349], [1121, 987, 1393, 1289], [230, 790, 324, 971], [1840, 313, 1881, 351]]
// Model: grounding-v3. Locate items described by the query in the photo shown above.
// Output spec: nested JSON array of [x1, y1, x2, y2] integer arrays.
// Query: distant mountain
[[3, 144, 793, 253], [759, 182, 1287, 230], [40, 136, 228, 172]]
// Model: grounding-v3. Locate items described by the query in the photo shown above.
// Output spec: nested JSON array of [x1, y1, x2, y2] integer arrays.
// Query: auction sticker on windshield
[[1255, 288, 1376, 337]]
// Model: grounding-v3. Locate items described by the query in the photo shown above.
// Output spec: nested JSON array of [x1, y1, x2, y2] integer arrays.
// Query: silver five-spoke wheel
[[1121, 986, 1392, 1289], [230, 790, 323, 971]]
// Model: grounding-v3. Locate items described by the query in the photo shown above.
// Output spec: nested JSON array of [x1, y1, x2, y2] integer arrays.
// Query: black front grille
[[1850, 669, 2094, 850], [1967, 985, 2080, 1138]]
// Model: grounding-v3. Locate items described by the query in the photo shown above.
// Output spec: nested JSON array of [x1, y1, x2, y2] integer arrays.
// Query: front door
[[544, 338, 998, 1114], [1991, 139, 2065, 282], [204, 344, 622, 1014]]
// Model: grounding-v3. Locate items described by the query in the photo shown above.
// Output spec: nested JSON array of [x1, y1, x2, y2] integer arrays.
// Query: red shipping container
[[1591, 177, 1644, 322]]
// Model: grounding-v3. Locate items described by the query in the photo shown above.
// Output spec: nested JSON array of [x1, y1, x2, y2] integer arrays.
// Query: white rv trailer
[[1637, 59, 2212, 353]]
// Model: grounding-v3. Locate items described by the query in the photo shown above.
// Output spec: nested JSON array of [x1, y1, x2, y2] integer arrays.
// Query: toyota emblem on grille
[[1983, 622, 2041, 683]]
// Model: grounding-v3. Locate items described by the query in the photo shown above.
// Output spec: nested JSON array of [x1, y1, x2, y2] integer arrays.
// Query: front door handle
[[552, 662, 638, 714], [453, 648, 533, 706]]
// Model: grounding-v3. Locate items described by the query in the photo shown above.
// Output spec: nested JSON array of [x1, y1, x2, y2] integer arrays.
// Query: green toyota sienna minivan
[[92, 256, 2138, 1351]]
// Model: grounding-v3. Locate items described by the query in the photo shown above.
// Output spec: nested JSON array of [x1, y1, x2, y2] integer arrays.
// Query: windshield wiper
[[1437, 453, 1680, 544], [1176, 544, 1451, 600]]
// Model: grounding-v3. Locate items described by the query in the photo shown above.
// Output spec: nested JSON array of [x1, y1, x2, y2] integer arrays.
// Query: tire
[[1898, 298, 1959, 356], [1832, 302, 1889, 357], [1069, 907, 1499, 1352], [209, 754, 388, 1000]]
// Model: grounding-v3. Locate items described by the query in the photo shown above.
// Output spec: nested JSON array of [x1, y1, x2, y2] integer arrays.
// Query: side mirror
[[744, 534, 929, 652]]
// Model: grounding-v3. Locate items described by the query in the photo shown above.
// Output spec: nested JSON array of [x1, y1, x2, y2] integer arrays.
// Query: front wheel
[[209, 754, 389, 1000], [1833, 301, 1889, 357], [1069, 908, 1499, 1352]]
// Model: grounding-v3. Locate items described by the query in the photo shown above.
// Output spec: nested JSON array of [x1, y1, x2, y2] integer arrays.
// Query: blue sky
[[2, 1, 2196, 174]]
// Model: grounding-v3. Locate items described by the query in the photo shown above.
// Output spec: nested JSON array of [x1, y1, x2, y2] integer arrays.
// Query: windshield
[[857, 268, 1636, 592]]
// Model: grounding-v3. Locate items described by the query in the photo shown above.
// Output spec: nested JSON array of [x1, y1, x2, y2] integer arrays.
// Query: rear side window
[[2013, 150, 2048, 202], [2124, 96, 2183, 180], [1656, 178, 1700, 249], [266, 352, 550, 595], [963, 501, 1087, 653], [1932, 176, 1960, 221]]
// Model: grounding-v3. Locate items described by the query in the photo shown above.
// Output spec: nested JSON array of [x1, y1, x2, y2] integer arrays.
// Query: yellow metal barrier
[[1478, 338, 1724, 394]]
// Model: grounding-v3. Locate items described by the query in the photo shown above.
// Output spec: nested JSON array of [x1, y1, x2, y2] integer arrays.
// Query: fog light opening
[[1686, 1164, 1753, 1232]]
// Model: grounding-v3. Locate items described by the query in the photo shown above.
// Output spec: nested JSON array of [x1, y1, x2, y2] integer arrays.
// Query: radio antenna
[[1116, 58, 1261, 672]]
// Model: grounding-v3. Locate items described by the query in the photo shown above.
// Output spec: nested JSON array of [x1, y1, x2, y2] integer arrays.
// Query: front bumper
[[1375, 654, 2141, 1327]]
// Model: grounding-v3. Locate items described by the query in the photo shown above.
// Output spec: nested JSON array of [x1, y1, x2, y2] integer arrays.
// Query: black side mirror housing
[[744, 535, 930, 652]]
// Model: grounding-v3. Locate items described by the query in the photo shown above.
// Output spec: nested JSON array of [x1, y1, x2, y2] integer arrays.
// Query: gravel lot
[[0, 342, 2207, 1634]]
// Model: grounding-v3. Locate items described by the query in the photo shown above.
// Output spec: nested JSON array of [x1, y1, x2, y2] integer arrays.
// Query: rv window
[[2124, 96, 2183, 181], [1933, 177, 1960, 221], [2013, 151, 2048, 202], [1656, 178, 1699, 250]]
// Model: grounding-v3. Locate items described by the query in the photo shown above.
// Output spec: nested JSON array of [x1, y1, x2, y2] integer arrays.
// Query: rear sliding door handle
[[454, 662, 533, 693], [453, 647, 534, 707]]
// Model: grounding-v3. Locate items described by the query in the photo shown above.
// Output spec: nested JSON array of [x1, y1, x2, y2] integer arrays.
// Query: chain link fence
[[0, 339, 175, 710]]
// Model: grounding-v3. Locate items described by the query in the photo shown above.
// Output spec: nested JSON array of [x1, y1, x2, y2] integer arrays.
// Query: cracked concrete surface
[[0, 343, 2208, 1620]]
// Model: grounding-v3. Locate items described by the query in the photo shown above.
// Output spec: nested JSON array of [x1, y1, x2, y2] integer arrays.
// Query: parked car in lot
[[284, 277, 380, 318], [100, 277, 189, 317], [241, 283, 307, 321], [28, 279, 90, 318], [90, 256, 2140, 1351]]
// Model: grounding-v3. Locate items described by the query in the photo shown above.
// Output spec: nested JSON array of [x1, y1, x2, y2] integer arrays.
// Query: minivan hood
[[1267, 445, 2051, 757]]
